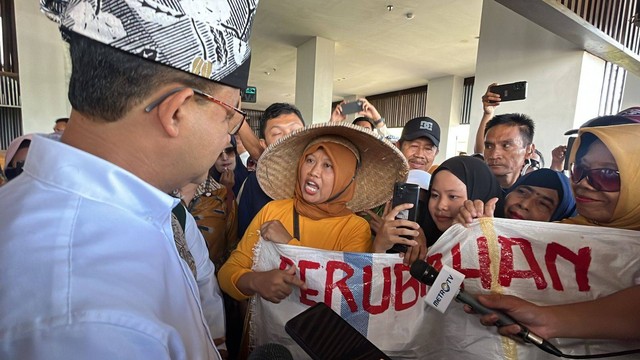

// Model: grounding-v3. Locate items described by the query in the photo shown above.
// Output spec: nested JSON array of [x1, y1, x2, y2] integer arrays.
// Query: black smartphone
[[341, 101, 363, 115], [490, 81, 527, 102], [564, 136, 576, 171], [285, 302, 391, 360], [387, 182, 420, 253]]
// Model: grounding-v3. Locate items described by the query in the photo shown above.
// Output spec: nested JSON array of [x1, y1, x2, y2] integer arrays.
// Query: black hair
[[17, 139, 31, 151], [229, 134, 240, 153], [55, 117, 69, 124], [258, 103, 304, 138], [352, 116, 375, 129], [485, 113, 535, 146], [66, 31, 220, 122], [7, 139, 31, 169]]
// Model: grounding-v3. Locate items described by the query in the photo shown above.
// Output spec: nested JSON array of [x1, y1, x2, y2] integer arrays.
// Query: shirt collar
[[25, 135, 179, 222]]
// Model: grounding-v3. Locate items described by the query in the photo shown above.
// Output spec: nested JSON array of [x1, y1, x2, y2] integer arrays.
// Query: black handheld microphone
[[410, 260, 563, 357]]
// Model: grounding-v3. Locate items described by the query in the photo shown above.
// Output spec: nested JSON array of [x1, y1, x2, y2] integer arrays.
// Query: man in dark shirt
[[237, 103, 305, 238]]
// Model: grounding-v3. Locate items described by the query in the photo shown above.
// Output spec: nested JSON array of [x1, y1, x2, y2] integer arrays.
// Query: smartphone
[[387, 182, 420, 253], [285, 302, 391, 360], [341, 101, 363, 115], [564, 136, 576, 171], [490, 81, 527, 102]]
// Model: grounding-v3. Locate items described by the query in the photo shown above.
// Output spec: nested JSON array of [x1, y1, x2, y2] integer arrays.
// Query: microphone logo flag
[[424, 264, 465, 313]]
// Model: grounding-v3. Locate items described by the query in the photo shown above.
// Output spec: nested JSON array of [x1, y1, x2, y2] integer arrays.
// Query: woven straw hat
[[256, 122, 409, 212]]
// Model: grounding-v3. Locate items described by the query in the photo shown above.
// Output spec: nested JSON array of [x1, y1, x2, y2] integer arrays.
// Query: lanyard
[[293, 207, 300, 241]]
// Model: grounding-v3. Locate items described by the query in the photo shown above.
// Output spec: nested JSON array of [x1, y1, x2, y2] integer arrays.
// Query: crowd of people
[[1, 0, 639, 359]]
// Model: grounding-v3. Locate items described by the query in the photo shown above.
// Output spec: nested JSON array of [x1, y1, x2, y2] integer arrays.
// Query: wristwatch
[[373, 117, 385, 126]]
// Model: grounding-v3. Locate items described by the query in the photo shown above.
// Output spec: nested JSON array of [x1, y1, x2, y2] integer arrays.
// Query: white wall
[[469, 0, 603, 163], [621, 72, 640, 110], [574, 52, 605, 128], [15, 1, 70, 134]]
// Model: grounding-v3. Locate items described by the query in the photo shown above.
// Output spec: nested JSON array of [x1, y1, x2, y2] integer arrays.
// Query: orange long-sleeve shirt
[[218, 198, 371, 300]]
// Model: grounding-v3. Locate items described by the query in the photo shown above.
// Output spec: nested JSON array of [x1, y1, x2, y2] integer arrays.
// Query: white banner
[[423, 218, 640, 360], [249, 240, 427, 359], [249, 218, 640, 359]]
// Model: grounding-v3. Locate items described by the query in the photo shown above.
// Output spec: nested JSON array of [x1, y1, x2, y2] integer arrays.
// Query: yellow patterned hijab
[[562, 123, 640, 230]]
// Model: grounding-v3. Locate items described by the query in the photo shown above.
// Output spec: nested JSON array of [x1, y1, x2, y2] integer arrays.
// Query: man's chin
[[488, 167, 508, 176]]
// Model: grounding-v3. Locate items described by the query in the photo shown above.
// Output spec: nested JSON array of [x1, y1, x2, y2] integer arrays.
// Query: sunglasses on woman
[[219, 146, 235, 157], [570, 164, 620, 192]]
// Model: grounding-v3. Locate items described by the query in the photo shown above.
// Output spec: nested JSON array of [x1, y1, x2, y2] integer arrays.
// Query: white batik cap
[[40, 0, 259, 89]]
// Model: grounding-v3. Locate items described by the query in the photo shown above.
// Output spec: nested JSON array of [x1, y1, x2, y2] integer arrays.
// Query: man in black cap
[[0, 0, 260, 358], [398, 116, 441, 173]]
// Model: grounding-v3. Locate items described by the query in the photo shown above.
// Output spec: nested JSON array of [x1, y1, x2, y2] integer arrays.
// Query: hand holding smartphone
[[387, 182, 420, 253]]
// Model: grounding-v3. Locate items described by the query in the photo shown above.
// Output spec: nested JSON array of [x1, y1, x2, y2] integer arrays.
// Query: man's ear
[[525, 143, 535, 159], [156, 88, 194, 138], [259, 138, 267, 150]]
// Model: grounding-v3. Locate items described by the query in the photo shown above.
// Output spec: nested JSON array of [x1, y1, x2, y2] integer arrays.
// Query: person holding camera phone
[[330, 98, 389, 136], [475, 83, 539, 190], [472, 115, 640, 347], [370, 171, 430, 266]]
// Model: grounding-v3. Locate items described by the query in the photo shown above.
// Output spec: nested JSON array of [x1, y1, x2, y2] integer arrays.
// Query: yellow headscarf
[[293, 139, 359, 220], [562, 124, 640, 230]]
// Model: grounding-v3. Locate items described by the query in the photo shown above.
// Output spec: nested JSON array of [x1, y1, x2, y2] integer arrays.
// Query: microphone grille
[[248, 343, 293, 360], [410, 260, 438, 286]]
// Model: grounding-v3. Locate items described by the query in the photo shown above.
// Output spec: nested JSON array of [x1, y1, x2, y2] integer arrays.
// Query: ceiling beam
[[495, 0, 640, 77]]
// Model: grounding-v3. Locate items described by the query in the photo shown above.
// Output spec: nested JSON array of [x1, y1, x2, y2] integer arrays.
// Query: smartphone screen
[[285, 302, 391, 360], [341, 101, 363, 115], [387, 182, 420, 253]]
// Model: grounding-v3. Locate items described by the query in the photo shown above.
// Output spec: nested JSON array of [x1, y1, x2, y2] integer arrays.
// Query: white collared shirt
[[0, 135, 223, 359]]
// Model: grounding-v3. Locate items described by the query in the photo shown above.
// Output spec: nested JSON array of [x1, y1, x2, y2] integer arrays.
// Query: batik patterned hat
[[40, 0, 259, 89]]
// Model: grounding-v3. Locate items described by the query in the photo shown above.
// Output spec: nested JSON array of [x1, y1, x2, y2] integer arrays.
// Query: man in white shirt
[[0, 1, 260, 359]]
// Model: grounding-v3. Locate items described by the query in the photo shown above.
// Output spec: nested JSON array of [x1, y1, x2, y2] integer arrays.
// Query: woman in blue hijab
[[504, 168, 577, 222], [457, 168, 576, 224]]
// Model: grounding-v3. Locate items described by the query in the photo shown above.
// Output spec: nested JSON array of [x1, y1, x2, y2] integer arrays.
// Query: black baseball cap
[[400, 117, 441, 147]]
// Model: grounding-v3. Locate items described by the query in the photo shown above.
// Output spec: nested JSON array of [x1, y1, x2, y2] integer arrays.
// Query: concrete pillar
[[426, 75, 465, 164], [295, 37, 335, 124], [469, 0, 604, 161]]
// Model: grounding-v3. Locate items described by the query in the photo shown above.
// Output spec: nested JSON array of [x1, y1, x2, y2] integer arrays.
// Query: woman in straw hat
[[218, 123, 409, 303]]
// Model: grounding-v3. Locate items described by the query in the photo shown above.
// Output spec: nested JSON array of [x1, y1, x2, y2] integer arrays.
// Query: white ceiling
[[245, 0, 484, 110]]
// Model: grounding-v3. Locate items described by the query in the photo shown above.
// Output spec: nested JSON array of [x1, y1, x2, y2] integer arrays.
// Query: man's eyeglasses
[[145, 87, 247, 135], [570, 164, 620, 192]]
